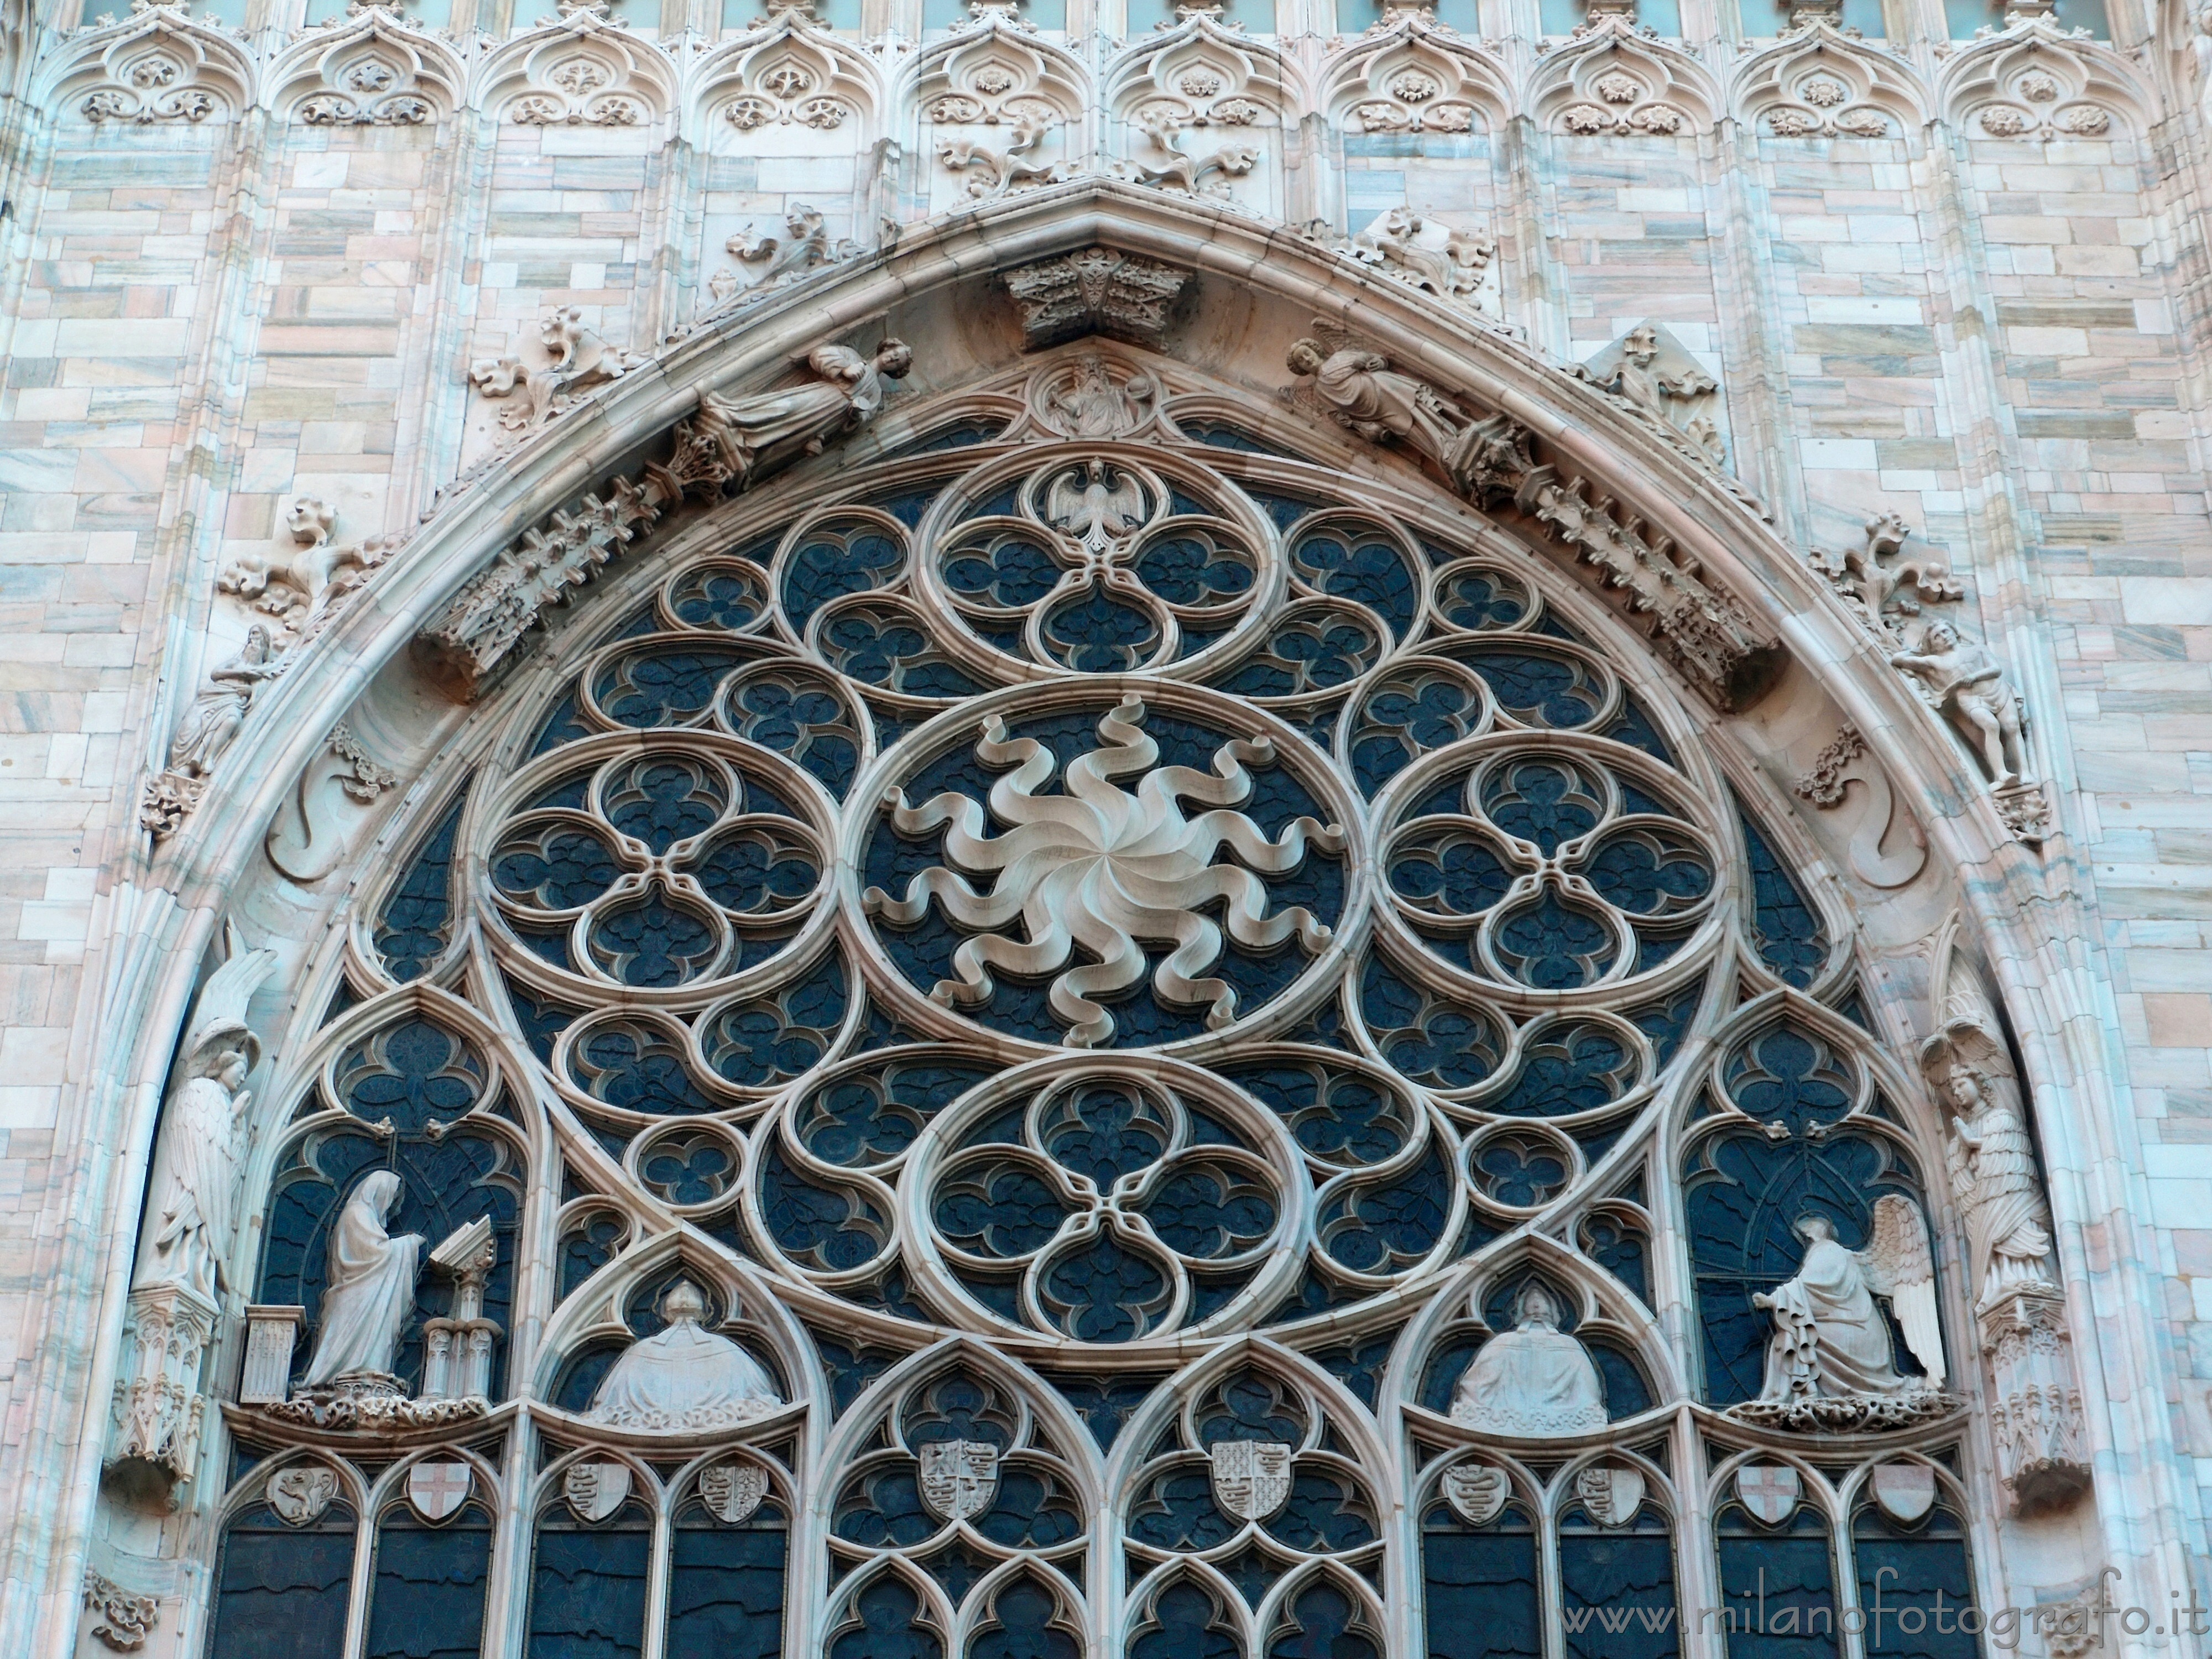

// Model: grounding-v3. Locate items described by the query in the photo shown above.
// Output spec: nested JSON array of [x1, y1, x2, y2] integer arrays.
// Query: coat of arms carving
[[1440, 1460, 1509, 1525], [1209, 1440, 1293, 1522], [919, 1439, 999, 1522], [699, 1461, 770, 1524], [405, 1460, 472, 1522], [1575, 1465, 1645, 1527], [563, 1460, 632, 1523], [1733, 1463, 1802, 1526], [267, 1464, 340, 1526]]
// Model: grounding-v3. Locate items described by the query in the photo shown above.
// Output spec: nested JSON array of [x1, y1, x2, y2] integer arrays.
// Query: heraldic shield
[[919, 1439, 999, 1522], [1211, 1441, 1294, 1522]]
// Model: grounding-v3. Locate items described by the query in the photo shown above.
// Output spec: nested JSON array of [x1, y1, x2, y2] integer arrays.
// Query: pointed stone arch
[[1524, 19, 1719, 138], [1937, 22, 2154, 140], [268, 10, 466, 128], [1730, 24, 1929, 142], [43, 6, 254, 127], [1318, 15, 1511, 136], [690, 12, 884, 147], [900, 19, 1091, 213], [71, 175, 2128, 1659], [474, 12, 679, 132]]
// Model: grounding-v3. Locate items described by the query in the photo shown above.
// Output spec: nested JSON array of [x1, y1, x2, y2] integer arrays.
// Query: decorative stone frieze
[[1531, 20, 1712, 137], [1940, 25, 2143, 141], [1735, 25, 1925, 139], [1001, 247, 1192, 348], [59, 10, 251, 126]]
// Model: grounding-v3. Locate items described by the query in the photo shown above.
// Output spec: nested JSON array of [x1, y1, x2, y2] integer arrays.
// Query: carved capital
[[1002, 247, 1193, 350]]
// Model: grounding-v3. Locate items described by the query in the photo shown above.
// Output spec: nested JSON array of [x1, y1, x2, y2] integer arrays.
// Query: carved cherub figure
[[1888, 619, 2030, 786]]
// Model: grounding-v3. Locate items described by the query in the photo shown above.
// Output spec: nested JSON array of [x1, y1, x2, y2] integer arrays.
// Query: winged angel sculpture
[[1735, 1197, 1958, 1431]]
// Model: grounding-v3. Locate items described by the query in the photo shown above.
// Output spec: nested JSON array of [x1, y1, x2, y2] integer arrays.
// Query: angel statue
[[1887, 620, 2031, 786], [165, 627, 284, 779], [1744, 1199, 1949, 1428], [1926, 1027, 2057, 1308], [689, 338, 914, 494], [133, 925, 279, 1302]]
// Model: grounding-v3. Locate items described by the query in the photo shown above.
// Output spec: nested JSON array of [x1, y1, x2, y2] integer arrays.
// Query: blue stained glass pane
[[1388, 827, 1513, 916], [1240, 487, 1322, 530], [1495, 890, 1618, 989], [867, 482, 948, 528], [1437, 566, 1529, 629], [1352, 671, 1484, 794], [1717, 1531, 1840, 1659], [1457, 648, 1604, 728], [588, 888, 720, 987], [1321, 1143, 1451, 1272], [763, 1144, 888, 1270], [1049, 1374, 1160, 1449], [897, 416, 1005, 454], [531, 691, 592, 757], [1129, 1464, 1237, 1550], [783, 530, 906, 629], [594, 648, 743, 728], [1627, 979, 1703, 1071], [1726, 1024, 1853, 1136], [1495, 1021, 1635, 1117], [703, 951, 848, 1086], [727, 674, 860, 797], [669, 562, 770, 631], [1585, 827, 1713, 917], [494, 824, 619, 910], [813, 1331, 901, 1413], [1311, 1329, 1397, 1407], [1040, 1232, 1174, 1340], [665, 1522, 786, 1659], [1477, 1138, 1568, 1206], [1138, 534, 1255, 606], [571, 1019, 716, 1113], [1226, 1060, 1410, 1165], [561, 1212, 626, 1299], [821, 608, 985, 697], [1583, 1214, 1649, 1303], [1423, 1512, 1541, 1659], [377, 789, 468, 982], [1853, 1510, 1978, 1659], [830, 1577, 941, 1659], [799, 1057, 992, 1164], [1560, 1531, 1677, 1659], [1587, 1339, 1653, 1417], [1684, 1130, 1919, 1404], [527, 1515, 650, 1659], [1215, 613, 1380, 697], [365, 1511, 492, 1659], [210, 1506, 356, 1659], [1266, 1468, 1378, 1552], [944, 535, 1060, 607], [1359, 953, 1503, 1089], [339, 1018, 484, 1131], [1292, 532, 1420, 640], [1603, 694, 1676, 763], [605, 758, 724, 853], [1269, 1583, 1378, 1659], [1133, 1583, 1241, 1659], [933, 1160, 1071, 1259], [1738, 797, 1828, 988], [1483, 759, 1601, 853], [1044, 585, 1161, 671]]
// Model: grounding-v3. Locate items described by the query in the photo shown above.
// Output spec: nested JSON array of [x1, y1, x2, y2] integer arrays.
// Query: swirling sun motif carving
[[862, 697, 1345, 1046]]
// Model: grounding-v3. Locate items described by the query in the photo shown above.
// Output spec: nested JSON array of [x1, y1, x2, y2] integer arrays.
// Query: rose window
[[221, 347, 1989, 1659]]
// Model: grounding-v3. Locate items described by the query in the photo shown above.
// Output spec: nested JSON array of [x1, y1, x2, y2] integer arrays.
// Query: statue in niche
[[1450, 1285, 1607, 1437], [300, 1170, 424, 1391], [165, 626, 283, 780], [691, 338, 913, 492], [134, 927, 280, 1302], [1923, 1002, 2058, 1308], [1739, 1201, 1953, 1429], [1888, 619, 2032, 786], [585, 1279, 781, 1431]]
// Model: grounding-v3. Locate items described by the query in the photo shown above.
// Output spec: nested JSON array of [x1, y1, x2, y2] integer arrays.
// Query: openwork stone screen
[[218, 349, 1980, 1658]]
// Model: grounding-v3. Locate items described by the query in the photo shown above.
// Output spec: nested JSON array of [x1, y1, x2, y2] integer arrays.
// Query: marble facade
[[0, 0, 2207, 1652]]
